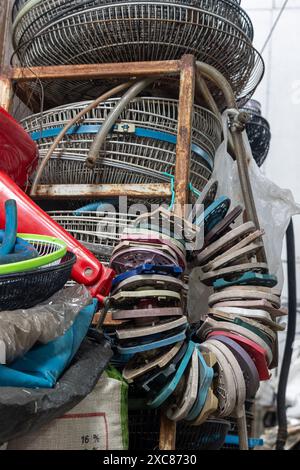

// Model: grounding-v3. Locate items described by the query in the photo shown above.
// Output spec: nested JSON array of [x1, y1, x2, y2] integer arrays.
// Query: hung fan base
[[120, 232, 186, 258], [208, 332, 270, 381], [110, 289, 182, 307], [110, 247, 178, 274], [208, 309, 277, 341], [112, 307, 184, 320], [209, 306, 285, 332], [112, 240, 186, 269], [123, 341, 184, 383], [199, 341, 236, 418], [204, 338, 249, 450], [117, 330, 187, 355], [137, 342, 190, 397], [203, 205, 244, 246], [195, 197, 231, 234], [210, 335, 260, 399], [191, 387, 218, 427], [116, 317, 187, 340], [200, 262, 269, 285], [194, 180, 218, 210], [111, 274, 184, 295], [212, 299, 287, 318], [112, 264, 183, 289], [213, 272, 278, 289], [208, 288, 281, 308], [147, 341, 195, 409], [202, 242, 264, 273], [198, 318, 273, 365], [185, 349, 215, 423], [195, 221, 256, 265], [166, 348, 199, 422]]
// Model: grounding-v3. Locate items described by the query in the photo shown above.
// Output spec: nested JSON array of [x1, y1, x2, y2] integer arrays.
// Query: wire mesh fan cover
[[12, 0, 243, 23], [22, 97, 222, 191], [241, 100, 271, 167], [12, 0, 264, 104], [0, 252, 76, 311], [47, 211, 138, 265]]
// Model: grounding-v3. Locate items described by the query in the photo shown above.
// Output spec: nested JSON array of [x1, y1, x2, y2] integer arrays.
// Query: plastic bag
[[212, 111, 300, 289], [0, 332, 113, 444], [0, 300, 97, 388], [0, 284, 92, 364]]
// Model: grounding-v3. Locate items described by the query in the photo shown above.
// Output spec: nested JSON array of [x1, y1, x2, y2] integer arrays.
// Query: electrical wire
[[276, 220, 297, 450], [260, 0, 289, 55]]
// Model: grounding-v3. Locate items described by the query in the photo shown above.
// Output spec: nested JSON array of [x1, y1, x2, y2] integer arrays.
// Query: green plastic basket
[[0, 234, 67, 275]]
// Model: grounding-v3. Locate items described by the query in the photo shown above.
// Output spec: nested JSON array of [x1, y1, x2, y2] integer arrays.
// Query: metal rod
[[196, 61, 266, 263], [31, 184, 172, 200]]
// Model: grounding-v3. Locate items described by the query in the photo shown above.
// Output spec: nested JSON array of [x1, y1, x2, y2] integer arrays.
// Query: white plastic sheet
[[212, 111, 300, 290]]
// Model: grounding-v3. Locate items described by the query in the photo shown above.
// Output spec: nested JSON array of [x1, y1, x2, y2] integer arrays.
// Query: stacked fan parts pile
[[188, 189, 286, 446], [241, 100, 271, 167], [106, 208, 216, 424], [22, 98, 221, 192], [12, 0, 264, 106]]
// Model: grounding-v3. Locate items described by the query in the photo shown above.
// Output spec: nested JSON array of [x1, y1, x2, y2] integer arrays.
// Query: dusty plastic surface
[[0, 284, 92, 364], [0, 333, 113, 444], [212, 111, 300, 290]]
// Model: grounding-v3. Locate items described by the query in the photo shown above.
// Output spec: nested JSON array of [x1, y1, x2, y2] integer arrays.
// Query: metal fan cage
[[241, 100, 271, 167], [22, 97, 222, 191], [48, 210, 138, 265], [12, 0, 243, 23], [12, 1, 264, 105]]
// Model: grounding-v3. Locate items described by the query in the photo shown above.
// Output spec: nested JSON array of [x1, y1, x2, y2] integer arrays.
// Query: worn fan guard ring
[[22, 97, 222, 191], [12, 1, 264, 107]]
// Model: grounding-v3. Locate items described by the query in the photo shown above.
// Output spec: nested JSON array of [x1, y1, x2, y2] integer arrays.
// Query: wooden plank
[[174, 55, 195, 214], [10, 60, 181, 81], [31, 184, 171, 200], [0, 1, 10, 69], [159, 413, 176, 451], [0, 78, 13, 112], [0, 1, 13, 112]]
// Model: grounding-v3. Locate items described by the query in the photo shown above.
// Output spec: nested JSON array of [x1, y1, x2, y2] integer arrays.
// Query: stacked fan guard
[[241, 100, 271, 167], [12, 0, 264, 107], [22, 97, 222, 191]]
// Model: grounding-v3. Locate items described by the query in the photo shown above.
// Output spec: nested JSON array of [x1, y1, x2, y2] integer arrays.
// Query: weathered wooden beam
[[0, 2, 13, 112], [174, 55, 196, 213], [0, 77, 13, 111], [10, 60, 181, 82], [31, 184, 171, 200], [159, 413, 177, 451]]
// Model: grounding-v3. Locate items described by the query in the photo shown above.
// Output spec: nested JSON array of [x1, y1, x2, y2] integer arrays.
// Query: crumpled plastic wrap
[[188, 111, 300, 322], [212, 111, 300, 290], [0, 284, 92, 364]]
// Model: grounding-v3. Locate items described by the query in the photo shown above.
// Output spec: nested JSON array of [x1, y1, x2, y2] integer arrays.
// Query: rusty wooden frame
[[0, 57, 195, 209]]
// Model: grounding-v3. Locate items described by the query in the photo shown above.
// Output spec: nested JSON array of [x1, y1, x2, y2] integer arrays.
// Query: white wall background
[[243, 0, 300, 302]]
